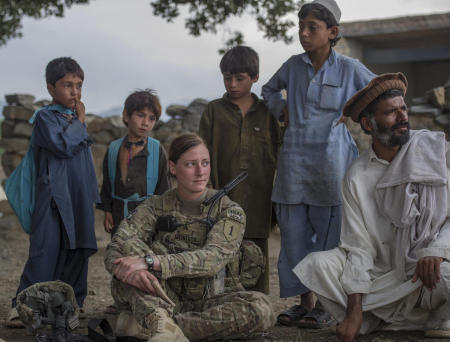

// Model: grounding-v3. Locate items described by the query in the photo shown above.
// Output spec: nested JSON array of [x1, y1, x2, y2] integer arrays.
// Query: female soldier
[[104, 134, 275, 342]]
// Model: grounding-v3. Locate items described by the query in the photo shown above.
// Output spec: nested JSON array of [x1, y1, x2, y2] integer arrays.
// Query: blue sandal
[[277, 305, 309, 326], [297, 307, 336, 329]]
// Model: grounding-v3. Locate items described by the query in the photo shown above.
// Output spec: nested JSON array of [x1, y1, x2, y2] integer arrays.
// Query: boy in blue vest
[[7, 57, 100, 327], [97, 89, 169, 313]]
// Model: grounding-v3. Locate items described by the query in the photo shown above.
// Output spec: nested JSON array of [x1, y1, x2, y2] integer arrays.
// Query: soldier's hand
[[412, 256, 443, 290], [113, 256, 147, 281], [104, 212, 114, 233], [125, 270, 158, 295]]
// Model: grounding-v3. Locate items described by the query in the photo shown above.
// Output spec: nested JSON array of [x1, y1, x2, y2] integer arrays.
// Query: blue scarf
[[29, 104, 75, 124]]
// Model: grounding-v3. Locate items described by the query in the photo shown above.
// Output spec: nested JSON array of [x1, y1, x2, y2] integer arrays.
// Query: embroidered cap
[[311, 0, 341, 23], [343, 72, 408, 123]]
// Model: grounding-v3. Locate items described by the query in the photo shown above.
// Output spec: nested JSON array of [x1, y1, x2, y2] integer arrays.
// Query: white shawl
[[375, 130, 449, 280]]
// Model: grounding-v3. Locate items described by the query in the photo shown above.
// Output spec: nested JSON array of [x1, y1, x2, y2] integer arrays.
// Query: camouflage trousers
[[112, 279, 275, 341]]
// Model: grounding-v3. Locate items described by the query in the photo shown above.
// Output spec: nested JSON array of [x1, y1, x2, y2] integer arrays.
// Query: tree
[[150, 0, 303, 53], [0, 0, 90, 47]]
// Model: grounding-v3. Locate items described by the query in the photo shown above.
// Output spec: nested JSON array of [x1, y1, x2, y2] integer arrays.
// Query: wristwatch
[[144, 255, 154, 271]]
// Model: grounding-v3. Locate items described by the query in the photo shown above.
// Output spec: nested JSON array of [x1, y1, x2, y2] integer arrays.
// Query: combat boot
[[115, 310, 149, 340], [145, 308, 188, 342]]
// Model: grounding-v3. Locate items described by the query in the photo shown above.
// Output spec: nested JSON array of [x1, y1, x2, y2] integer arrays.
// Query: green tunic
[[199, 93, 281, 239]]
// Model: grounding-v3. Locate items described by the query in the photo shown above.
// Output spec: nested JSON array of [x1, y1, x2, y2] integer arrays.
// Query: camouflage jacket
[[104, 188, 246, 300]]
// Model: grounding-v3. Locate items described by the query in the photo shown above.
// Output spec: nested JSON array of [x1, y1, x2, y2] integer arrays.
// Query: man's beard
[[370, 118, 410, 147]]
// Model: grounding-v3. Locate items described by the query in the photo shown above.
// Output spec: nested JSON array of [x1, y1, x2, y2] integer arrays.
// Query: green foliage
[[0, 0, 90, 47], [151, 0, 304, 53]]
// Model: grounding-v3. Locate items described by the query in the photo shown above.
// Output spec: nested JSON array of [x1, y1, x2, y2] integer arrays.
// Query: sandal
[[277, 305, 309, 326], [5, 307, 25, 329], [297, 307, 336, 329]]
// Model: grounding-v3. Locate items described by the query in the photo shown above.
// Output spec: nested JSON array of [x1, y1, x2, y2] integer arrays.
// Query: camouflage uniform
[[105, 188, 275, 341]]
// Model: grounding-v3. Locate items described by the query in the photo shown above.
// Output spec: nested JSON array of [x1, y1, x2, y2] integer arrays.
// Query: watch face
[[145, 255, 154, 269]]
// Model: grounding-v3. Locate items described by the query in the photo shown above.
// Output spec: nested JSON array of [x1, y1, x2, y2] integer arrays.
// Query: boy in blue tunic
[[262, 0, 375, 328], [97, 89, 169, 314], [8, 57, 100, 327]]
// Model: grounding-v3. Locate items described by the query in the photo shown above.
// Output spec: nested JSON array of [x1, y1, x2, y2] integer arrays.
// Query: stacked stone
[[0, 94, 41, 176], [408, 80, 450, 137], [151, 98, 208, 152], [0, 95, 207, 186], [0, 94, 128, 187]]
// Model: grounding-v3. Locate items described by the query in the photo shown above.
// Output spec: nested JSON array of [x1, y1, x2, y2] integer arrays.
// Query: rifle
[[203, 171, 248, 230]]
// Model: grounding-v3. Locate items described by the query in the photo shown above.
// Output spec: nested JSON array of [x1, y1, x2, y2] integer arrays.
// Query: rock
[[0, 200, 13, 216], [5, 94, 35, 106], [0, 214, 20, 231], [186, 98, 208, 116], [166, 105, 188, 118], [91, 130, 115, 144], [411, 96, 428, 105], [435, 114, 450, 127], [34, 99, 51, 107], [182, 113, 201, 132], [87, 116, 107, 135], [409, 105, 442, 118], [13, 121, 33, 138], [1, 120, 16, 138], [91, 143, 108, 185], [426, 86, 445, 108], [2, 105, 34, 121], [0, 138, 30, 153]]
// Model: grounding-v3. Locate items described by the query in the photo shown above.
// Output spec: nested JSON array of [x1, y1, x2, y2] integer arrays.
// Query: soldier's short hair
[[169, 134, 206, 164]]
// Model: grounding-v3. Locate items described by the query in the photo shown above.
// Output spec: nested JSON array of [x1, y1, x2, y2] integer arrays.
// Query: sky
[[1, 0, 450, 120]]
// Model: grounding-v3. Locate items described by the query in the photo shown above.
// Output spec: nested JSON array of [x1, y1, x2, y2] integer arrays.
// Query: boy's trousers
[[13, 203, 95, 307]]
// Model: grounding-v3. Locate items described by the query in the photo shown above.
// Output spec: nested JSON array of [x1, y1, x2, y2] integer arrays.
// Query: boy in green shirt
[[199, 46, 281, 293]]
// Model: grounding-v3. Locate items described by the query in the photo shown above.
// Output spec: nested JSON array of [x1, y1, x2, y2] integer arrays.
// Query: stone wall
[[0, 95, 207, 186], [1, 82, 449, 186]]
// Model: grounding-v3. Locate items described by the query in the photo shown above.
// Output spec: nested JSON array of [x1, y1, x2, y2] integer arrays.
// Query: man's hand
[[104, 212, 114, 233], [336, 293, 362, 342], [74, 100, 86, 123], [412, 256, 443, 290]]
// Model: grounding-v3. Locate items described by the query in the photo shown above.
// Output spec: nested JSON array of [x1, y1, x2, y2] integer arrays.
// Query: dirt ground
[[0, 205, 447, 342]]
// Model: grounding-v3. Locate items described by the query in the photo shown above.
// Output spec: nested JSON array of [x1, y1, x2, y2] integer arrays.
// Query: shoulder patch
[[226, 208, 245, 223], [223, 221, 240, 241]]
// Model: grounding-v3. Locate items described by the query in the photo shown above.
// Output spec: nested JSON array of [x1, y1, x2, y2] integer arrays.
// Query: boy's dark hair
[[359, 88, 405, 134], [123, 89, 162, 127], [220, 46, 259, 78], [45, 57, 84, 85], [298, 3, 341, 47]]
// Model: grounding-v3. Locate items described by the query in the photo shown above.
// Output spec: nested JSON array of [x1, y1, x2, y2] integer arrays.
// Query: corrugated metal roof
[[340, 12, 450, 38]]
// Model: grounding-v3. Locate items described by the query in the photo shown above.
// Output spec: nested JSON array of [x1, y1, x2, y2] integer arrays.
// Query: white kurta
[[294, 148, 450, 333]]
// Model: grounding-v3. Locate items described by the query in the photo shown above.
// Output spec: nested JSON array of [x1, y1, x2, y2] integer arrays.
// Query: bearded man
[[294, 73, 450, 341]]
